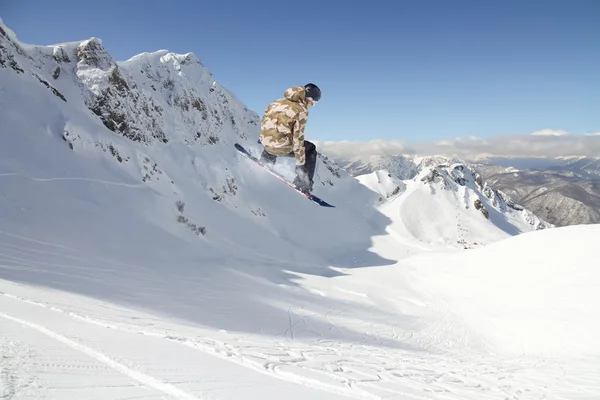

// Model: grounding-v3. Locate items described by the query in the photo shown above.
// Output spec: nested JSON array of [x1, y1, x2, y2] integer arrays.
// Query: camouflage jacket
[[259, 86, 309, 165]]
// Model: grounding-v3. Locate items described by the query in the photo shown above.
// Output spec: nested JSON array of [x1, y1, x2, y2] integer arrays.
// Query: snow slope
[[406, 224, 600, 359], [359, 164, 551, 249], [356, 170, 406, 202], [1, 18, 599, 399]]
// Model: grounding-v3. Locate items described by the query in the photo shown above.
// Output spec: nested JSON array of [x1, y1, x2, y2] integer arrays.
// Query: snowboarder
[[258, 83, 321, 194]]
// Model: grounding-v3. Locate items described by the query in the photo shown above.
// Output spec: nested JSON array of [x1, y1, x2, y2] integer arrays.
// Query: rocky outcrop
[[419, 163, 551, 231]]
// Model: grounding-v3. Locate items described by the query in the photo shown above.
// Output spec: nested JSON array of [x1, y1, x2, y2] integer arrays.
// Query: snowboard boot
[[293, 176, 313, 194], [259, 150, 277, 170]]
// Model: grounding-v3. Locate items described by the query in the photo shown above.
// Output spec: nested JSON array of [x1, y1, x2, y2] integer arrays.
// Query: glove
[[295, 164, 309, 180], [294, 164, 312, 193]]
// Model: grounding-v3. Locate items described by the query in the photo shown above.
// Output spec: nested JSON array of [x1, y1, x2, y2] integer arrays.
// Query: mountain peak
[[417, 162, 551, 232], [0, 17, 18, 43], [76, 37, 114, 70]]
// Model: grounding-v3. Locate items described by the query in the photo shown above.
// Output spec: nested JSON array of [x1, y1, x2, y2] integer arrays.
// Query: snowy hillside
[[474, 156, 600, 180], [359, 163, 551, 249], [554, 156, 600, 179], [0, 16, 365, 265], [322, 142, 596, 229], [336, 154, 421, 179], [3, 223, 599, 399], [473, 158, 600, 226], [322, 151, 552, 244], [1, 19, 598, 400], [481, 168, 600, 227], [405, 224, 600, 358], [330, 153, 459, 180]]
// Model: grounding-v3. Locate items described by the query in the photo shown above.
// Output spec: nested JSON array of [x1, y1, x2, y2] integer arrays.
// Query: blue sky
[[2, 0, 599, 143]]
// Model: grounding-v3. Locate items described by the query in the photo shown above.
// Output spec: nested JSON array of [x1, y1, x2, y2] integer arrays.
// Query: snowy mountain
[[332, 153, 458, 180], [322, 150, 551, 246], [323, 142, 599, 228], [1, 19, 598, 400], [468, 157, 600, 226], [358, 163, 550, 249], [477, 167, 600, 226], [335, 154, 421, 179], [475, 156, 600, 180], [554, 156, 600, 179]]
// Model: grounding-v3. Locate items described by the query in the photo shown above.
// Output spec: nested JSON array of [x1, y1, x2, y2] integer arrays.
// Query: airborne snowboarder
[[257, 83, 321, 194]]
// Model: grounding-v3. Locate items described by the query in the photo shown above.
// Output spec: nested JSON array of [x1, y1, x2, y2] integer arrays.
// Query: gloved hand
[[295, 164, 310, 182], [295, 164, 308, 178], [294, 164, 312, 193]]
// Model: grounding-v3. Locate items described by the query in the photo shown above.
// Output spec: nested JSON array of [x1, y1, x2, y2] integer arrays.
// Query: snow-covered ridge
[[356, 169, 406, 201], [0, 17, 364, 271], [0, 17, 18, 42], [0, 17, 347, 197], [1, 19, 259, 146], [329, 145, 552, 243], [331, 153, 462, 180], [355, 161, 552, 250], [418, 162, 550, 230]]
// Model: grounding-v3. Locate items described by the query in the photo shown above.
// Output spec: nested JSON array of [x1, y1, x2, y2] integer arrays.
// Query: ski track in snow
[[0, 310, 204, 400], [1, 286, 597, 400], [1, 232, 600, 399], [0, 172, 146, 189], [0, 230, 79, 253]]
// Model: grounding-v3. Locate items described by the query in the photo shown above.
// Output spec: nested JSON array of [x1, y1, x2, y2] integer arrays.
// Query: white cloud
[[316, 130, 600, 160], [531, 129, 569, 136], [316, 139, 409, 158]]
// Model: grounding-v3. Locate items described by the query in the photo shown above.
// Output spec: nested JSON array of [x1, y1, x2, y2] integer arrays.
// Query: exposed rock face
[[1, 22, 260, 147]]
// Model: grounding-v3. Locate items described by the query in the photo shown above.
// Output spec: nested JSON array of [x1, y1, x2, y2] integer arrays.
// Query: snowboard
[[234, 143, 335, 208]]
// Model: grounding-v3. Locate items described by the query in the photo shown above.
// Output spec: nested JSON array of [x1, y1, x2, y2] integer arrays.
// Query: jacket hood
[[284, 86, 307, 103]]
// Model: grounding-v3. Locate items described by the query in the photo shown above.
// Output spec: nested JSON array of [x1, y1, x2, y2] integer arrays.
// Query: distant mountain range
[[331, 153, 600, 227], [474, 157, 600, 227]]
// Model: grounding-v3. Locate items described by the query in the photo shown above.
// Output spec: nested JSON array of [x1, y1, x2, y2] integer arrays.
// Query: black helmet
[[305, 83, 321, 102]]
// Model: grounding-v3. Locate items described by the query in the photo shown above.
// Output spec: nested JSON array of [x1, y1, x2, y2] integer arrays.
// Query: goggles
[[307, 97, 319, 106]]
